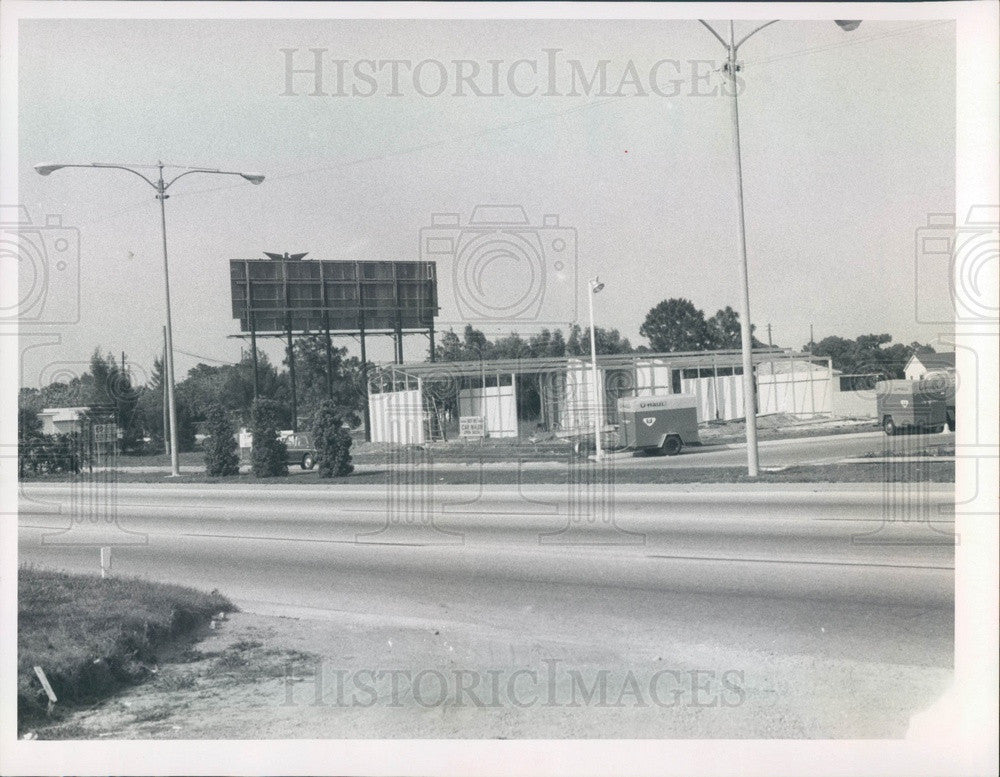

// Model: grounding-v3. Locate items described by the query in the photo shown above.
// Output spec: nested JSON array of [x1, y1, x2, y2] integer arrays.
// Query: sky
[[13, 16, 956, 388]]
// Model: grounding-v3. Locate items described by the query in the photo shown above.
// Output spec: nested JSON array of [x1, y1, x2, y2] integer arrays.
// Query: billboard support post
[[247, 279, 260, 399], [285, 311, 298, 432], [359, 280, 371, 442], [323, 309, 334, 400]]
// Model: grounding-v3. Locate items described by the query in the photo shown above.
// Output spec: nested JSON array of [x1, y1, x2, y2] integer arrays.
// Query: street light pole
[[725, 20, 761, 478], [154, 162, 181, 476], [588, 276, 605, 460], [35, 161, 265, 477], [698, 19, 859, 477]]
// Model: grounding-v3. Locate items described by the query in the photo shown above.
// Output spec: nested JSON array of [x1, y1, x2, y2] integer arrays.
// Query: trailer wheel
[[883, 416, 897, 436], [661, 436, 683, 456], [946, 411, 955, 432]]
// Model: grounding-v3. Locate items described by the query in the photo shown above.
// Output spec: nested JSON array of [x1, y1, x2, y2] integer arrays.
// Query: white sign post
[[33, 666, 57, 714]]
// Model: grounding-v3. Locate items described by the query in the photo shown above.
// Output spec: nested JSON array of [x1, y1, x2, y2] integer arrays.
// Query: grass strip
[[18, 566, 235, 732]]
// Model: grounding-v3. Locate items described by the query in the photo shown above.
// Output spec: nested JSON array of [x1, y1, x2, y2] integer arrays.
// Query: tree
[[135, 359, 197, 454], [705, 306, 765, 350], [286, 335, 365, 429], [18, 407, 42, 441], [564, 324, 634, 357], [811, 334, 934, 379], [639, 298, 714, 352], [175, 352, 290, 429], [87, 349, 144, 453], [310, 400, 354, 477], [203, 404, 240, 476], [249, 398, 287, 477]]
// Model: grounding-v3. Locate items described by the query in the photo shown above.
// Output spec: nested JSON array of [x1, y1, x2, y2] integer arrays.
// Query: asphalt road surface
[[588, 430, 953, 469], [18, 483, 955, 737]]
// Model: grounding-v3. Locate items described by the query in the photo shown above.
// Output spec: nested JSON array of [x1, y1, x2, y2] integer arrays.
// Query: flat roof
[[373, 348, 824, 380]]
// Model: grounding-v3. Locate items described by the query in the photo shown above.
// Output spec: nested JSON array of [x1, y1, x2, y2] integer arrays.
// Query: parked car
[[282, 431, 316, 470]]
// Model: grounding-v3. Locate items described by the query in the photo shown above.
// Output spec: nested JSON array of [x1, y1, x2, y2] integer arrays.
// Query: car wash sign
[[459, 416, 486, 439]]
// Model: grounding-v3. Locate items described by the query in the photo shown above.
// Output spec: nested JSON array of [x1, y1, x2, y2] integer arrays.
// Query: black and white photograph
[[0, 1, 996, 775]]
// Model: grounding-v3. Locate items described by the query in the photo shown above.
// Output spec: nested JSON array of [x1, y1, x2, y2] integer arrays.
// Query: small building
[[904, 352, 955, 381], [38, 406, 92, 436]]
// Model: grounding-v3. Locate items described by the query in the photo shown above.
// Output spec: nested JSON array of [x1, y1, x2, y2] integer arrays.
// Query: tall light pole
[[697, 19, 860, 477], [35, 161, 265, 477], [588, 276, 605, 460]]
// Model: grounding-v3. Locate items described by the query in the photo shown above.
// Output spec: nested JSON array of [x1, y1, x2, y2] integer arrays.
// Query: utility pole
[[809, 323, 815, 350], [767, 324, 773, 348], [162, 327, 169, 456]]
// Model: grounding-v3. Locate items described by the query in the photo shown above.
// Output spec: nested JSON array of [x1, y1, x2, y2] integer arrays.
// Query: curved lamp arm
[[163, 168, 265, 190], [698, 19, 860, 53], [735, 20, 781, 52], [34, 162, 158, 189], [699, 20, 729, 50]]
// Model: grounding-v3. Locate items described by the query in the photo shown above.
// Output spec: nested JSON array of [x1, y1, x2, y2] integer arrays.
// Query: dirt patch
[[24, 602, 953, 740]]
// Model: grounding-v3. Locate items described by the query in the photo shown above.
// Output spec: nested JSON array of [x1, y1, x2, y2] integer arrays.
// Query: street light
[[35, 161, 265, 477], [697, 19, 860, 477], [588, 276, 605, 460]]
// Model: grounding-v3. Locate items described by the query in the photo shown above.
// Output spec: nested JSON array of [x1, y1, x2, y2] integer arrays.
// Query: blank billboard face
[[230, 259, 438, 333]]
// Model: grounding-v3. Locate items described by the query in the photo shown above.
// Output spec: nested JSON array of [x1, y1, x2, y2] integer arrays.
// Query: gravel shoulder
[[28, 599, 952, 740]]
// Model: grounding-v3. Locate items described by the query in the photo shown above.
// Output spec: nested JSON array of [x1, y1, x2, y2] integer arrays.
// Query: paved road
[[602, 429, 954, 469], [17, 483, 955, 737]]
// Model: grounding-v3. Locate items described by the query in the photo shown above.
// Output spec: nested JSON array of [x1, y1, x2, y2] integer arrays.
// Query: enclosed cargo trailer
[[617, 395, 700, 455], [876, 379, 955, 435]]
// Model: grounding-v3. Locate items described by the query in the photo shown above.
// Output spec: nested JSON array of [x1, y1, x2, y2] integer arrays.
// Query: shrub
[[203, 404, 240, 476], [18, 433, 83, 478], [249, 398, 287, 477], [310, 400, 354, 478]]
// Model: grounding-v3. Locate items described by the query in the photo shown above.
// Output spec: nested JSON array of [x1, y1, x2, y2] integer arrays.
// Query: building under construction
[[366, 348, 874, 445]]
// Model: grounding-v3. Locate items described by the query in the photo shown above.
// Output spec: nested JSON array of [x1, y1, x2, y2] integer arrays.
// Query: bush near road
[[18, 567, 234, 732], [203, 404, 240, 476], [249, 398, 288, 477], [310, 400, 354, 478]]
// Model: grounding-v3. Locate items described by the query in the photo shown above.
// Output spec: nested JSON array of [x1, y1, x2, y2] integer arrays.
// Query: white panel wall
[[680, 375, 744, 421], [633, 361, 673, 396], [757, 365, 832, 416], [831, 389, 877, 418], [369, 388, 425, 445], [458, 384, 518, 438], [563, 365, 604, 432]]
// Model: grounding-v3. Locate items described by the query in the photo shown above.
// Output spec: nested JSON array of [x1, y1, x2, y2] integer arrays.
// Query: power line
[[744, 20, 951, 68]]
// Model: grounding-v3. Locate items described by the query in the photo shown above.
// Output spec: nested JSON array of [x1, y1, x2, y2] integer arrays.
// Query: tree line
[[18, 297, 938, 464]]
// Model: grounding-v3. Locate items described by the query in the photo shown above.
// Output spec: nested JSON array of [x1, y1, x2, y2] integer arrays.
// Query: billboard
[[230, 258, 438, 334]]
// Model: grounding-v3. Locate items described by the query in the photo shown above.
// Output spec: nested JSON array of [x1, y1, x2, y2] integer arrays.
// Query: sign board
[[230, 258, 438, 334], [93, 424, 119, 444], [459, 416, 486, 439]]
